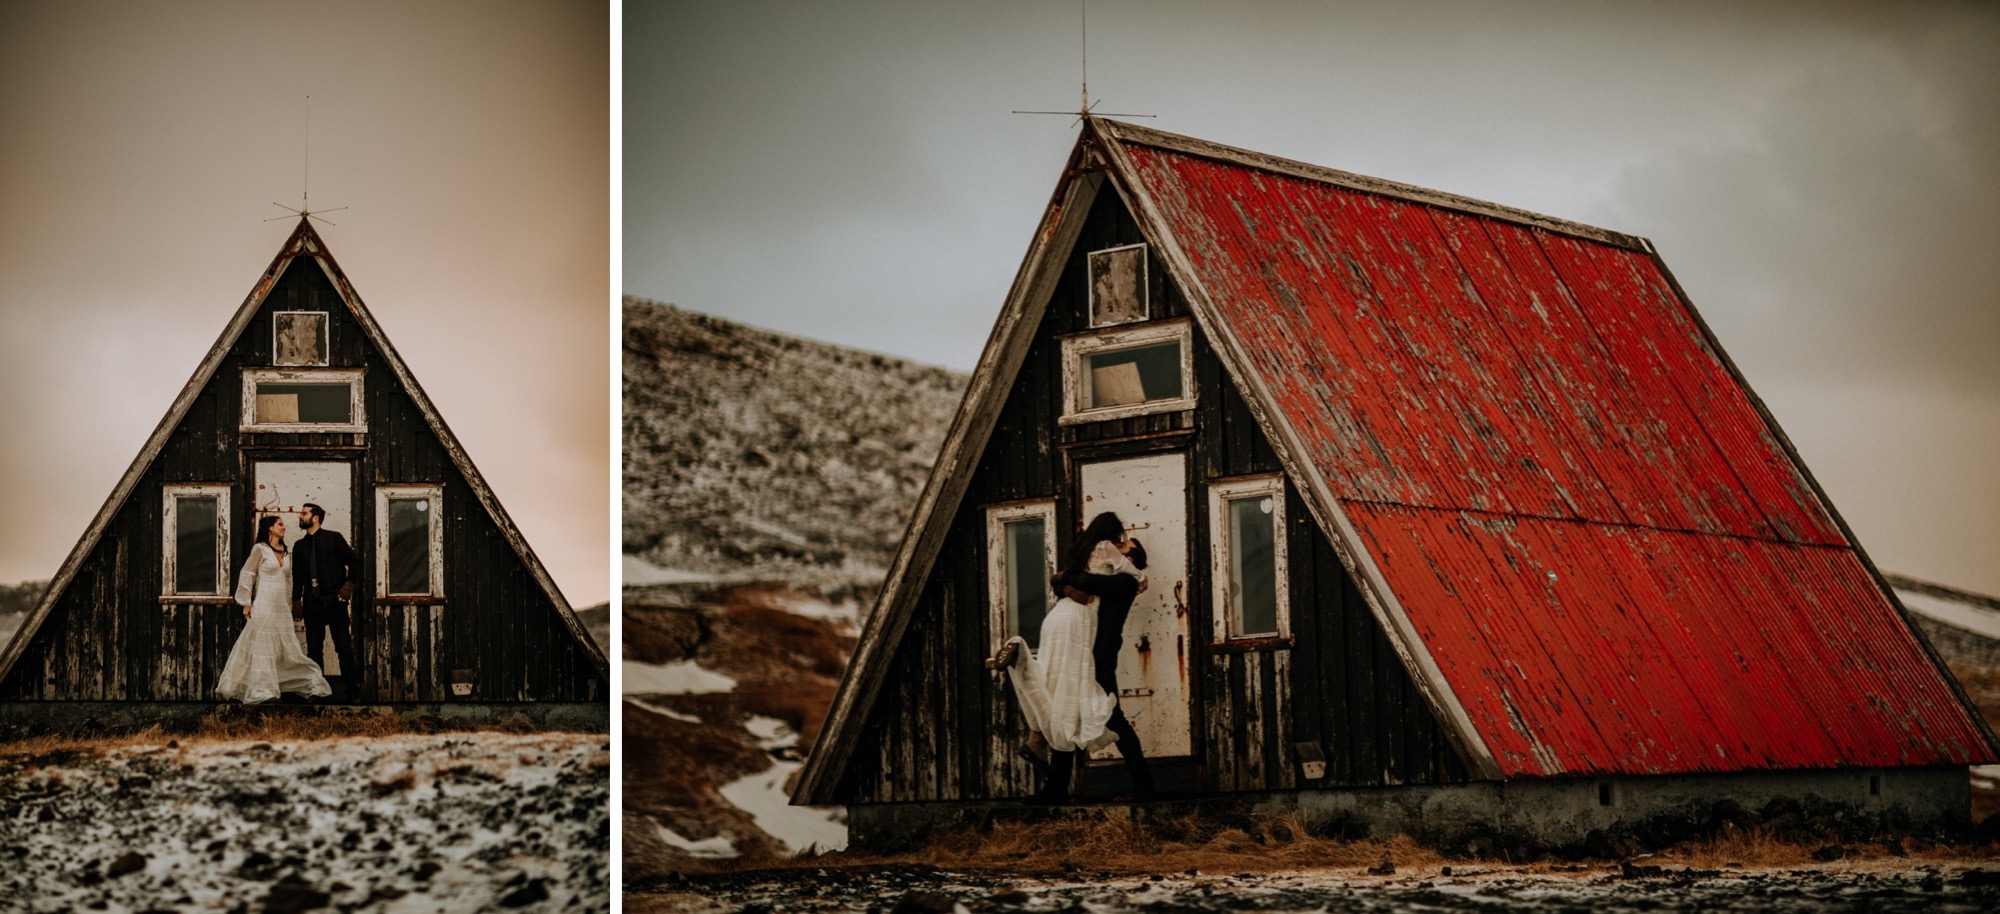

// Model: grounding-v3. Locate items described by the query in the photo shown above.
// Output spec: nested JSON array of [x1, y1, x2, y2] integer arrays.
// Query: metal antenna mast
[[269, 95, 347, 225], [1014, 0, 1153, 124]]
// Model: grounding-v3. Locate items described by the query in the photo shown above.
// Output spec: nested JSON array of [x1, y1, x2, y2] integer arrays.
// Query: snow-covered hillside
[[621, 297, 965, 596]]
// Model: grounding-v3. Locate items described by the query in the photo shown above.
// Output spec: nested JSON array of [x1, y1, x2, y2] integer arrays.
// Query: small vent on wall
[[1597, 782, 1614, 807]]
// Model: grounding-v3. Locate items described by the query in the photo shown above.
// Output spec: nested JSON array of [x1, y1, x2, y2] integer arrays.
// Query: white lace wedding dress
[[215, 543, 332, 703], [1000, 541, 1144, 753]]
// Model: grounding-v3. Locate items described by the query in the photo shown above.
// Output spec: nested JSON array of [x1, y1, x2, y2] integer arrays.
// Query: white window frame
[[1208, 474, 1289, 642], [985, 499, 1058, 651], [1058, 318, 1195, 425], [1087, 242, 1150, 328], [240, 368, 366, 432], [376, 484, 444, 599], [162, 484, 231, 600], [271, 310, 331, 366]]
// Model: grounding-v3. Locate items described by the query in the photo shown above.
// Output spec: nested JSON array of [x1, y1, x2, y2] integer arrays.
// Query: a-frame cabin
[[793, 119, 1996, 848], [0, 219, 606, 720]]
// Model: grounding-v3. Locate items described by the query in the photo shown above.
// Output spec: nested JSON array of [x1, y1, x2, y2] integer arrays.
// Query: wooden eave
[[0, 219, 607, 686], [792, 138, 1106, 805]]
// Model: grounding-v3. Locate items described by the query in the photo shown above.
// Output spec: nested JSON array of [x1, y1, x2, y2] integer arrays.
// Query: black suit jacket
[[293, 528, 358, 604], [1059, 569, 1141, 695]]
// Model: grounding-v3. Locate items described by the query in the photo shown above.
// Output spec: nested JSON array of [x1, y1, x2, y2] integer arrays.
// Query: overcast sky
[[627, 0, 2000, 595], [0, 1, 610, 605]]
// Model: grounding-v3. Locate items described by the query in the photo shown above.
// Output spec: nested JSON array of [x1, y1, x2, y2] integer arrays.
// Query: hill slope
[[621, 298, 965, 595]]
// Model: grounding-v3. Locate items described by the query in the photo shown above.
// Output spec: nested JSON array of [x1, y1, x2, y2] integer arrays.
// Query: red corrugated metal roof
[[1118, 137, 1994, 776]]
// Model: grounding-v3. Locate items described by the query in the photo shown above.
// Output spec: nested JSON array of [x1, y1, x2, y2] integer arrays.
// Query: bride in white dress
[[215, 515, 333, 703]]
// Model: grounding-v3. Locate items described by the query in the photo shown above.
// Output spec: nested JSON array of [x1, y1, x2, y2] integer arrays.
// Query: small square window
[[1060, 319, 1195, 424], [986, 501, 1057, 651], [162, 484, 230, 598], [1209, 475, 1288, 641], [272, 311, 330, 366], [241, 369, 365, 432], [1088, 243, 1148, 327], [376, 485, 443, 599]]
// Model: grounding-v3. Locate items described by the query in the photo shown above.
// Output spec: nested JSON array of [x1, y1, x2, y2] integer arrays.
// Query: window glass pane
[[1228, 495, 1278, 636], [174, 496, 218, 593], [1005, 518, 1049, 649], [387, 498, 431, 594], [1084, 341, 1181, 409], [254, 382, 352, 424]]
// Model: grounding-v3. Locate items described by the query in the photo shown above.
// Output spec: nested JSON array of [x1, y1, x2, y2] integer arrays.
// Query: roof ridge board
[[791, 152, 1105, 805], [303, 237, 608, 677], [1095, 118, 1649, 252], [1089, 118, 1506, 781], [0, 219, 316, 683]]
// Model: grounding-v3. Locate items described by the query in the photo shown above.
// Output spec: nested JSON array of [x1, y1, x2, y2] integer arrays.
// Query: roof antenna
[[268, 95, 347, 226], [1013, 0, 1153, 125]]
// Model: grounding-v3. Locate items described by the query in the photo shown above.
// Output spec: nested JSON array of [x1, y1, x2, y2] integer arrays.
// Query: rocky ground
[[0, 730, 609, 913], [633, 860, 2000, 913]]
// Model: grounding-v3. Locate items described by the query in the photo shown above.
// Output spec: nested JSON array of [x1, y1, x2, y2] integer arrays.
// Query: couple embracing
[[993, 511, 1157, 803], [213, 504, 359, 704]]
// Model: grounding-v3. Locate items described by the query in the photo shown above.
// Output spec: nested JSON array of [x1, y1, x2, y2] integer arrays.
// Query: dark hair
[[1068, 511, 1126, 573], [255, 514, 285, 550], [302, 503, 326, 523]]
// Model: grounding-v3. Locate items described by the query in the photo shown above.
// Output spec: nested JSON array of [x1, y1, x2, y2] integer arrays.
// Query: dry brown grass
[[693, 810, 1448, 876], [1653, 826, 1817, 868], [0, 711, 598, 759]]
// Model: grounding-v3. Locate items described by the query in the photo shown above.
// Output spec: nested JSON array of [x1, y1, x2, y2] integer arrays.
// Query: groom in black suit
[[294, 503, 359, 700]]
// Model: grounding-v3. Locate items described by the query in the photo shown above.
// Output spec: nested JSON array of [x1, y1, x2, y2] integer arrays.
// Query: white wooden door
[[252, 461, 351, 675], [1079, 452, 1191, 758]]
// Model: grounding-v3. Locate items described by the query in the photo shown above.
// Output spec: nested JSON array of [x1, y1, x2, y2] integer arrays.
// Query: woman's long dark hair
[[1068, 511, 1126, 574], [254, 514, 285, 553]]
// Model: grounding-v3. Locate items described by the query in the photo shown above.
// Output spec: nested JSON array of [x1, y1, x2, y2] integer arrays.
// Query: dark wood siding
[[1, 255, 600, 703], [839, 185, 1467, 802]]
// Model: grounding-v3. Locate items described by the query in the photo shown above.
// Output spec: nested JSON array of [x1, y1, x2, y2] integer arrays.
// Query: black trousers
[[304, 598, 356, 681], [1042, 703, 1156, 800]]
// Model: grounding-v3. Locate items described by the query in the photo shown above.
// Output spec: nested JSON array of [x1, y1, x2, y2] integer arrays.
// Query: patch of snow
[[775, 595, 860, 628], [718, 759, 847, 854], [1973, 764, 2000, 791], [654, 820, 739, 859], [739, 515, 811, 547], [623, 554, 718, 585], [625, 697, 703, 724], [624, 659, 736, 695], [742, 714, 796, 751], [1896, 589, 2000, 641]]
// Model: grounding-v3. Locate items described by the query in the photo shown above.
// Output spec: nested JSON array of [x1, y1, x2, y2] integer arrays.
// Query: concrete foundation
[[847, 767, 1972, 853], [0, 700, 609, 738]]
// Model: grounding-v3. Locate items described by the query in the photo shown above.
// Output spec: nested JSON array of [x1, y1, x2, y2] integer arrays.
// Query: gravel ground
[[630, 861, 2000, 913], [0, 732, 609, 913]]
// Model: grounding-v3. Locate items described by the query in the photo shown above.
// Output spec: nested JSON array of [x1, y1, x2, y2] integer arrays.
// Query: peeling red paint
[[1119, 141, 1995, 777]]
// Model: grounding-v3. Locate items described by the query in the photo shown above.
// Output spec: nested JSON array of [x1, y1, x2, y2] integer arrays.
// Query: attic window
[[1060, 319, 1194, 424], [162, 484, 230, 599], [376, 485, 444, 599], [1087, 243, 1149, 327], [1209, 475, 1289, 641], [986, 501, 1057, 651], [241, 368, 365, 432], [272, 311, 330, 366]]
